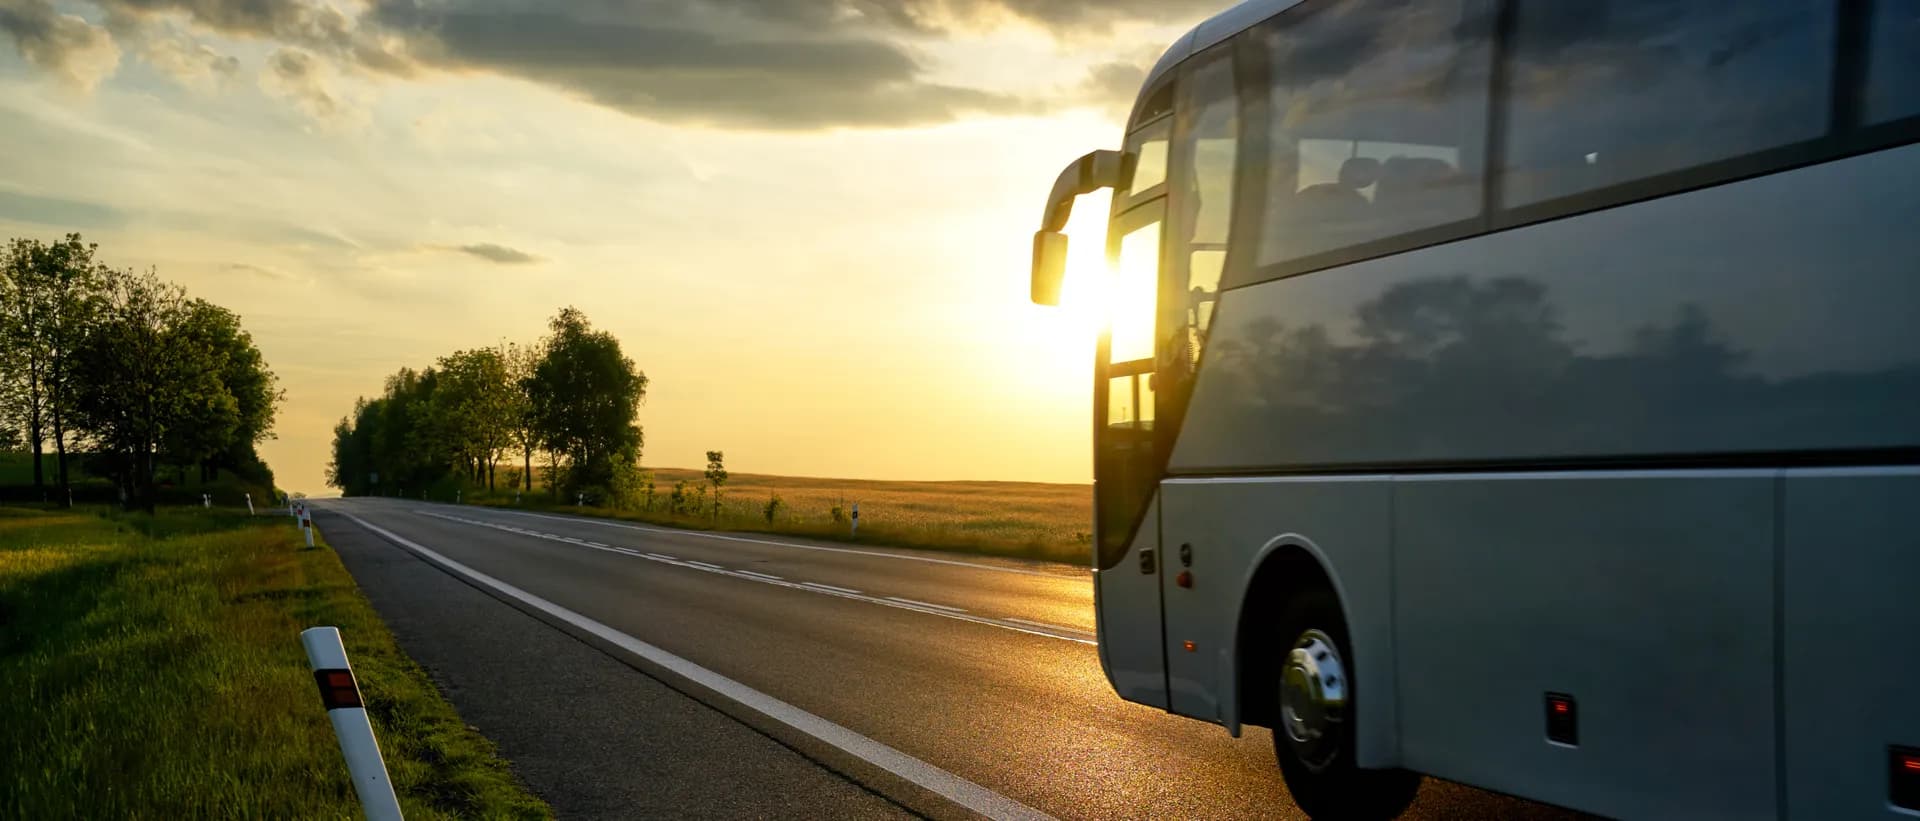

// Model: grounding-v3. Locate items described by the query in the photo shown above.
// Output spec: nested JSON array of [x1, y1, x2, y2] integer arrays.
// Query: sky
[[0, 0, 1221, 493]]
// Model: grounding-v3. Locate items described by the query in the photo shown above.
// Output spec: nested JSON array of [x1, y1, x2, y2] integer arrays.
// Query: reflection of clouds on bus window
[[1253, 0, 1490, 268], [1500, 0, 1832, 207]]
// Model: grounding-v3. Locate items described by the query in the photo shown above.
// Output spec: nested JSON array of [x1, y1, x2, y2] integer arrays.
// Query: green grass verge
[[0, 505, 551, 819]]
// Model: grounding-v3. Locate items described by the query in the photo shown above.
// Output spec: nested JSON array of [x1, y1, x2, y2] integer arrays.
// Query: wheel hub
[[1280, 629, 1347, 773]]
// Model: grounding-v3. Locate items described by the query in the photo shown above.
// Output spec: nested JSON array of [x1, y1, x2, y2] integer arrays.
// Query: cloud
[[94, 0, 412, 75], [369, 1, 1032, 129], [107, 14, 239, 90], [259, 46, 361, 125], [8, 0, 1214, 128], [445, 242, 539, 265], [0, 0, 122, 92]]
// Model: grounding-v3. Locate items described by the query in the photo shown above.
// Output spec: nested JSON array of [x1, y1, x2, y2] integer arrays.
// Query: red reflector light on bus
[[1545, 693, 1577, 746], [1893, 746, 1920, 810]]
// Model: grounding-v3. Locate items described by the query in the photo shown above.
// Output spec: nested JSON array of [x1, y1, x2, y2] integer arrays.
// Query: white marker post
[[300, 504, 315, 548], [203, 493, 211, 509], [851, 502, 859, 537], [300, 627, 404, 821], [456, 489, 462, 505], [245, 493, 255, 516]]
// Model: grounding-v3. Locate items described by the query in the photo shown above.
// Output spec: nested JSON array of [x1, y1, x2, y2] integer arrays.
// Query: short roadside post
[[202, 493, 211, 509], [245, 493, 255, 516], [300, 627, 404, 821], [851, 502, 859, 537]]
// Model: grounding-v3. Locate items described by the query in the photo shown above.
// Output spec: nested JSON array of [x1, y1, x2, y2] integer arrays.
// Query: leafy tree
[[70, 268, 225, 512], [503, 340, 540, 492], [527, 308, 646, 498], [704, 450, 727, 519], [0, 234, 106, 505], [176, 299, 281, 484], [434, 348, 512, 490]]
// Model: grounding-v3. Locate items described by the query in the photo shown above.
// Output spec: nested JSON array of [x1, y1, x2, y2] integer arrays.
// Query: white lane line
[[472, 507, 1073, 579], [586, 541, 608, 548], [801, 582, 861, 595], [412, 510, 1094, 646], [1004, 617, 1094, 637], [685, 560, 724, 571], [884, 597, 966, 613], [334, 510, 1054, 821]]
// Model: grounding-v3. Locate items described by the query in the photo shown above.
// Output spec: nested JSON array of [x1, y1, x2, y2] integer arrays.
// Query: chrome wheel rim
[[1280, 629, 1347, 773]]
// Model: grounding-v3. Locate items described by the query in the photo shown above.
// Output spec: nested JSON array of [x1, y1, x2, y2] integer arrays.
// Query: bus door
[[1094, 166, 1171, 709]]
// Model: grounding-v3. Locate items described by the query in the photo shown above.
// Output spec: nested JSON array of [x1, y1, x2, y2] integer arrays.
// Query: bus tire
[[1270, 587, 1420, 820]]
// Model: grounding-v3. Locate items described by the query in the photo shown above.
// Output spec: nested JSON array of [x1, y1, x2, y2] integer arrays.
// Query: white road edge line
[[800, 581, 862, 595], [333, 510, 1054, 821], [412, 510, 1096, 646], [1004, 617, 1093, 636], [884, 597, 966, 613], [473, 506, 1071, 579], [685, 560, 724, 570]]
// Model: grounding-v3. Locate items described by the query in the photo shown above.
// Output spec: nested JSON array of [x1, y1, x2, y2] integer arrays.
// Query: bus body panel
[[1782, 468, 1920, 820], [1159, 475, 1400, 767], [1095, 493, 1169, 710], [1170, 142, 1920, 475], [1395, 471, 1778, 821]]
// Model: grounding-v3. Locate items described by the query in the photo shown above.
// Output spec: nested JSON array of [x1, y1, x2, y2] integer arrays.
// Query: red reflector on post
[[314, 667, 364, 710]]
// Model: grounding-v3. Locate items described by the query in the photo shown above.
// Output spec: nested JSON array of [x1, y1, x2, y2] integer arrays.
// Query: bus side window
[[1249, 0, 1491, 270], [1864, 0, 1920, 125], [1498, 0, 1833, 208]]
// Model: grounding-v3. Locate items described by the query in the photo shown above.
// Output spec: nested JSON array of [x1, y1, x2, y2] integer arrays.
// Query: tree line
[[327, 307, 650, 504], [0, 234, 282, 511]]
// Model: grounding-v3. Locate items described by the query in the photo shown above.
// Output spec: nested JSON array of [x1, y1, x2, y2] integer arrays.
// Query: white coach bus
[[1029, 1, 1920, 818]]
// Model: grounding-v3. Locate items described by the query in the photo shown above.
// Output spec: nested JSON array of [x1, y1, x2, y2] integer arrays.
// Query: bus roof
[[1134, 0, 1301, 122]]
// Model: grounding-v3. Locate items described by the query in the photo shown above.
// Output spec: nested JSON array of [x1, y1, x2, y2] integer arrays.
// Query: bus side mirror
[[1032, 230, 1069, 305]]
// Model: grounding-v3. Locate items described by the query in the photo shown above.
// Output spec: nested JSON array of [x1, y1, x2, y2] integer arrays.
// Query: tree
[[70, 268, 220, 512], [527, 308, 646, 498], [177, 299, 281, 484], [704, 450, 727, 519], [503, 340, 540, 492], [0, 234, 106, 505], [434, 348, 512, 490]]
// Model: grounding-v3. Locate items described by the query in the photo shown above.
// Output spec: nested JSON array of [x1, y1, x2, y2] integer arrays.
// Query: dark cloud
[[0, 0, 121, 90], [447, 242, 540, 264], [372, 1, 1031, 128], [7, 0, 1212, 127]]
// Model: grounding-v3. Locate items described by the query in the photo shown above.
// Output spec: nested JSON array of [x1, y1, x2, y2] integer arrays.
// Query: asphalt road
[[315, 497, 1592, 820]]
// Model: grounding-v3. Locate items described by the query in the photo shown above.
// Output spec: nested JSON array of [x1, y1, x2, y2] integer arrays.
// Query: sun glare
[[1052, 190, 1117, 342]]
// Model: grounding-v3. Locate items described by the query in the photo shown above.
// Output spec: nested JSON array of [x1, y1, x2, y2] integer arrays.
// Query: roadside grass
[[466, 468, 1094, 566], [0, 505, 550, 819]]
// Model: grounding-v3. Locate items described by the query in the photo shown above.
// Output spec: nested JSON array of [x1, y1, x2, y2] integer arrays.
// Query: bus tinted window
[[1499, 0, 1833, 208], [1251, 0, 1491, 270], [1865, 0, 1920, 124]]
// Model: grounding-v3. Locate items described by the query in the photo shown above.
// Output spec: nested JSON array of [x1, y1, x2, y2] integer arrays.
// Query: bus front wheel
[[1270, 588, 1420, 820]]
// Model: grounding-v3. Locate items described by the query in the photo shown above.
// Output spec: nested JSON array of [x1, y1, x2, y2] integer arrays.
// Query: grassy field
[[0, 504, 550, 819], [471, 468, 1094, 566]]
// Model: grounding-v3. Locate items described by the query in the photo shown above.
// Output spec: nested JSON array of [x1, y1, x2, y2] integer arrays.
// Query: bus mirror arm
[[1032, 149, 1123, 306]]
